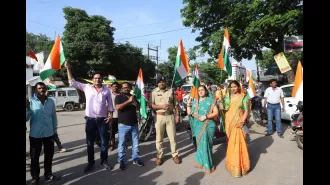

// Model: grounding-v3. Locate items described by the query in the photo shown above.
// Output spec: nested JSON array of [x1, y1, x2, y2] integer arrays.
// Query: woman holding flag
[[223, 80, 250, 177], [187, 85, 219, 174]]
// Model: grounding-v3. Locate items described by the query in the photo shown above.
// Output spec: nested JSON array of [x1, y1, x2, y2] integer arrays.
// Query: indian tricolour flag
[[40, 35, 66, 81], [190, 63, 200, 99], [292, 60, 303, 102], [218, 27, 232, 76], [173, 39, 190, 84], [134, 68, 147, 119], [108, 75, 117, 82], [246, 74, 256, 99], [43, 78, 56, 89]]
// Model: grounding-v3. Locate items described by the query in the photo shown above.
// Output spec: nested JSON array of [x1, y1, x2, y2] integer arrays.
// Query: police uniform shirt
[[151, 87, 178, 113]]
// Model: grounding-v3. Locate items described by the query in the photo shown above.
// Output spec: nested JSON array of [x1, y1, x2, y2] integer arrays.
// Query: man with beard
[[26, 82, 61, 185], [65, 61, 114, 172], [115, 82, 144, 170], [150, 76, 181, 166]]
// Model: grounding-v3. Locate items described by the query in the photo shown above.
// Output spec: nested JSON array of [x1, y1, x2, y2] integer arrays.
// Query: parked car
[[261, 84, 300, 121], [47, 87, 80, 111]]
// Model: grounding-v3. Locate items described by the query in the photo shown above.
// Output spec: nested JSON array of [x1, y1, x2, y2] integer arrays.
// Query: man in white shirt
[[263, 79, 285, 138]]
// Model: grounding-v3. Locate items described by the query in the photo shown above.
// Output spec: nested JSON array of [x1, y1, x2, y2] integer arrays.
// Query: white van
[[47, 87, 80, 111]]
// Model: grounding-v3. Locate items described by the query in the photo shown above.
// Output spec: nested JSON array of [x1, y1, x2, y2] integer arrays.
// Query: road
[[26, 110, 303, 185]]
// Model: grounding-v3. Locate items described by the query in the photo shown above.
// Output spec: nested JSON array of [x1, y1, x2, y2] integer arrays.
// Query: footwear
[[59, 148, 67, 153], [155, 158, 162, 166], [84, 163, 95, 173], [101, 162, 113, 171], [278, 134, 284, 138], [133, 159, 144, 167], [119, 161, 126, 170], [30, 177, 40, 185], [265, 132, 273, 136], [172, 155, 181, 164], [44, 174, 61, 181]]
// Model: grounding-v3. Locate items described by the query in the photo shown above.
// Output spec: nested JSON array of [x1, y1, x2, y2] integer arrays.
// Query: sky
[[26, 0, 256, 70]]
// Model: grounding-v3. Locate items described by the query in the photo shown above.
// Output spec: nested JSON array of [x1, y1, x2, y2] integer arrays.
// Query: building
[[226, 61, 246, 82], [26, 51, 48, 98]]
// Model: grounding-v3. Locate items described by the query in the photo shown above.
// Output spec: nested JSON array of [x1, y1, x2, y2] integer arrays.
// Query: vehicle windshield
[[181, 86, 192, 93]]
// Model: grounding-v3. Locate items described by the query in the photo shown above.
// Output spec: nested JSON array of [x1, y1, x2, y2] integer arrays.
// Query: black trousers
[[29, 135, 54, 178], [109, 118, 118, 141], [85, 117, 109, 164], [53, 133, 63, 150]]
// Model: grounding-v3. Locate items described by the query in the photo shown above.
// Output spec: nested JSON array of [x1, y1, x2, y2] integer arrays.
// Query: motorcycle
[[251, 96, 268, 126], [138, 107, 155, 142], [290, 101, 303, 150]]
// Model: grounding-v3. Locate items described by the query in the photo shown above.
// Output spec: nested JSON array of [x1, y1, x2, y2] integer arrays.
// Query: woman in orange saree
[[224, 80, 250, 178]]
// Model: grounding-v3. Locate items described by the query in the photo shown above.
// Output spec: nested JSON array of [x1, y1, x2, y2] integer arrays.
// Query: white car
[[262, 84, 301, 121], [181, 84, 193, 104]]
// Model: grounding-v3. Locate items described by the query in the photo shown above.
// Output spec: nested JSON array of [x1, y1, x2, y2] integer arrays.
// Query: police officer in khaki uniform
[[150, 76, 181, 165]]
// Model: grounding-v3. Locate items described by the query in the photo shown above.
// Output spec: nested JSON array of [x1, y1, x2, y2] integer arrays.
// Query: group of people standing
[[186, 80, 250, 177], [26, 59, 285, 184]]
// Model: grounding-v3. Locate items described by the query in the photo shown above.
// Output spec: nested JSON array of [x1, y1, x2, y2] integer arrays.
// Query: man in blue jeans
[[115, 82, 144, 170], [263, 79, 285, 138]]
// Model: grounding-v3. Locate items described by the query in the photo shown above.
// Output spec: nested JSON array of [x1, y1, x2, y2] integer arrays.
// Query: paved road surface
[[26, 110, 303, 185]]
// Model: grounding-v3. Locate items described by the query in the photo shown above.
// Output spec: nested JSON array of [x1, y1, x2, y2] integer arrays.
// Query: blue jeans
[[118, 123, 140, 162], [85, 117, 109, 164], [267, 103, 282, 135]]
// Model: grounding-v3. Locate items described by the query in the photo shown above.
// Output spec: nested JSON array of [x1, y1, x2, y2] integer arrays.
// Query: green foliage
[[157, 46, 199, 86], [258, 49, 302, 78], [258, 50, 302, 69], [26, 31, 54, 56], [48, 7, 156, 81], [110, 42, 155, 82], [62, 7, 115, 78], [198, 61, 228, 84], [181, 0, 303, 61]]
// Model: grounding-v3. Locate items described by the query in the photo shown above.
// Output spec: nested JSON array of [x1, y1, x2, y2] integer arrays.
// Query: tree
[[198, 62, 228, 84], [62, 7, 115, 78], [157, 46, 198, 86], [181, 0, 303, 61], [258, 49, 302, 82], [26, 31, 54, 56], [110, 42, 155, 82]]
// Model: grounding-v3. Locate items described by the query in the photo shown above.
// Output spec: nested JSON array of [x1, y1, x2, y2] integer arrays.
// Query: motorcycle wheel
[[139, 121, 154, 142], [295, 134, 303, 150]]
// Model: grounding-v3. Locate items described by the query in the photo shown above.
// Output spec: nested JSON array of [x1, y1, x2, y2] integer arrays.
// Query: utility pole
[[147, 44, 159, 79], [256, 59, 260, 82]]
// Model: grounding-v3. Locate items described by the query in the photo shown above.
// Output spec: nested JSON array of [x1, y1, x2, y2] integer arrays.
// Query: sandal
[[45, 174, 61, 181], [30, 177, 39, 185]]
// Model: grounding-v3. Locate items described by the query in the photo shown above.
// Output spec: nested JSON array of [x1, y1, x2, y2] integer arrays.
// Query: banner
[[284, 35, 303, 52], [274, 52, 292, 73]]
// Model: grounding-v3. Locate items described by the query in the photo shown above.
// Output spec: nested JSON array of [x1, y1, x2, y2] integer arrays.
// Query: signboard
[[284, 35, 303, 52], [274, 52, 292, 73]]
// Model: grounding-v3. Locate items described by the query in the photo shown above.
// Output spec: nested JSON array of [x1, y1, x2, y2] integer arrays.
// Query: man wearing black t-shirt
[[115, 82, 144, 170]]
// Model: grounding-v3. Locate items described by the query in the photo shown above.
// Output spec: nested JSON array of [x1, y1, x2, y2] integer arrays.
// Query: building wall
[[26, 51, 48, 77], [227, 61, 246, 81]]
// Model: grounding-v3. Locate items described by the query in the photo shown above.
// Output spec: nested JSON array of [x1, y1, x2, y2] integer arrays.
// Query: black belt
[[268, 103, 280, 105], [84, 116, 106, 120]]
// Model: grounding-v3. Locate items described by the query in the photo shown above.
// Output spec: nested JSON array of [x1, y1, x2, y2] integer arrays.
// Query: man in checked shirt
[[65, 61, 114, 173]]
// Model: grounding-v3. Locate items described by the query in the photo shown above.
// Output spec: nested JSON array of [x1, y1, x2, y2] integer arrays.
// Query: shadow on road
[[26, 130, 197, 185], [168, 172, 205, 185], [248, 136, 274, 172]]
